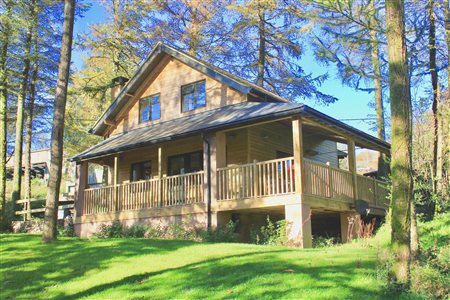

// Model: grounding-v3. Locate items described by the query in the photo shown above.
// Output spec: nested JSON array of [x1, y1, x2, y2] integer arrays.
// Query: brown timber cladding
[[111, 59, 247, 136]]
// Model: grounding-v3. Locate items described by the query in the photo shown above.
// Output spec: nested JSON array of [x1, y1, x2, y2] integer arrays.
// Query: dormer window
[[181, 80, 206, 112], [139, 94, 161, 123]]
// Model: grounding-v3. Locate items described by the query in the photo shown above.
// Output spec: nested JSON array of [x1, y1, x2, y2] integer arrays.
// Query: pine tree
[[385, 0, 413, 287], [11, 0, 36, 210], [0, 0, 14, 226], [43, 0, 75, 243]]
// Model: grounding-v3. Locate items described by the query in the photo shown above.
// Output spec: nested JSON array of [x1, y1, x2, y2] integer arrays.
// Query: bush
[[312, 236, 337, 248], [201, 220, 238, 243], [411, 263, 449, 299], [95, 221, 124, 238], [250, 217, 287, 246], [93, 219, 239, 243], [123, 225, 148, 238]]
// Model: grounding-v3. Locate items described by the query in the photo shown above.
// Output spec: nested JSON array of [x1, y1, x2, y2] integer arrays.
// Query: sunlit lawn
[[1, 234, 418, 299]]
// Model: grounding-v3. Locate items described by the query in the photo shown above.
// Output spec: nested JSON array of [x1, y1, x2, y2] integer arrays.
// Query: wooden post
[[373, 178, 377, 205], [253, 159, 259, 197], [327, 162, 333, 198], [113, 155, 119, 211], [347, 139, 358, 200], [74, 161, 88, 219], [292, 117, 304, 195], [158, 146, 163, 207]]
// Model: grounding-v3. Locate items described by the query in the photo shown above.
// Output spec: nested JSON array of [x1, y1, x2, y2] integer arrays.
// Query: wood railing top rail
[[302, 158, 353, 175], [84, 171, 205, 192], [163, 171, 204, 179], [217, 157, 294, 171]]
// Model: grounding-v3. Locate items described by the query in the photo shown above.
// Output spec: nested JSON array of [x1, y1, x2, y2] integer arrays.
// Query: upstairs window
[[181, 80, 206, 112], [139, 94, 161, 123]]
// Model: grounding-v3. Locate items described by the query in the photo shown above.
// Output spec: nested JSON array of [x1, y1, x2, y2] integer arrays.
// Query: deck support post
[[347, 139, 358, 200], [292, 117, 304, 194], [158, 146, 163, 206], [285, 203, 312, 248], [287, 117, 311, 248], [114, 155, 119, 210], [74, 161, 88, 219]]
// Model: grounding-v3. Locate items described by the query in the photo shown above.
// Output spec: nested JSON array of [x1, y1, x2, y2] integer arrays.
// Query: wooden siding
[[111, 58, 247, 136], [247, 122, 293, 162], [226, 128, 249, 165], [303, 136, 338, 167], [246, 122, 338, 167]]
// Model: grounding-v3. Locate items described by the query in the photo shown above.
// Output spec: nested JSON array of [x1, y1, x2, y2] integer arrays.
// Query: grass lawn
[[0, 234, 421, 299]]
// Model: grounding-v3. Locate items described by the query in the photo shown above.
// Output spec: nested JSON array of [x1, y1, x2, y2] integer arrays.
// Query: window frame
[[130, 160, 152, 182], [181, 80, 206, 113], [139, 93, 161, 124], [167, 151, 203, 176]]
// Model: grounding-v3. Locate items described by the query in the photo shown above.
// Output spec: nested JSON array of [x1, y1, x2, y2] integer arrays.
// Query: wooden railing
[[357, 175, 389, 205], [302, 159, 354, 202], [217, 157, 295, 200], [83, 171, 204, 215], [302, 158, 389, 205]]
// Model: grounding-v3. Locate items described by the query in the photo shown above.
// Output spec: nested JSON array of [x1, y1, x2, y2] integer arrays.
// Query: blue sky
[[72, 2, 380, 137]]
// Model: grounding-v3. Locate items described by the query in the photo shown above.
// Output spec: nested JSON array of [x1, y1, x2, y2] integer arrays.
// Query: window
[[168, 151, 203, 176], [181, 80, 206, 112], [139, 94, 161, 123], [130, 161, 152, 181]]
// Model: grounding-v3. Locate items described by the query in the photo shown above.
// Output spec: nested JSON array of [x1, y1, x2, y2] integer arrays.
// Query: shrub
[[411, 263, 449, 299], [95, 221, 124, 238], [250, 217, 287, 246], [312, 236, 337, 248], [201, 220, 238, 243], [123, 225, 148, 238]]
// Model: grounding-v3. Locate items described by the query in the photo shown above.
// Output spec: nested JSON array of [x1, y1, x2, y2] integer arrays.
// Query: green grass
[[0, 234, 421, 300]]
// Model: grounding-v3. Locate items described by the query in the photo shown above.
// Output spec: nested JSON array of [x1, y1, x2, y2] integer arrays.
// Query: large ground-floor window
[[130, 161, 152, 181], [168, 151, 203, 176]]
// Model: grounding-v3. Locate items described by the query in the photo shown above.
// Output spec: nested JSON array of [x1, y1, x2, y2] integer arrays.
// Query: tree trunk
[[385, 0, 413, 288], [42, 0, 75, 243], [369, 0, 388, 178], [0, 0, 13, 226], [445, 0, 450, 92], [410, 202, 420, 259], [24, 28, 39, 221], [256, 8, 266, 87], [11, 8, 34, 211], [428, 0, 441, 204]]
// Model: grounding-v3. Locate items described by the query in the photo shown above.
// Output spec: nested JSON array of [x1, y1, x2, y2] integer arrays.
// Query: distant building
[[6, 148, 50, 181]]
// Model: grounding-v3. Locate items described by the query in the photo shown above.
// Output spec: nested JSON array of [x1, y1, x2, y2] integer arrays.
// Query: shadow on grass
[[0, 234, 196, 299], [1, 234, 412, 299]]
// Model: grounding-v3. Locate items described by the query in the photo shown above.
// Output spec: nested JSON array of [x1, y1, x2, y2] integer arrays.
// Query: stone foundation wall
[[75, 212, 209, 238]]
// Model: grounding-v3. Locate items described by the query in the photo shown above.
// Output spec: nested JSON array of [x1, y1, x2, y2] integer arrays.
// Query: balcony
[[82, 157, 388, 216]]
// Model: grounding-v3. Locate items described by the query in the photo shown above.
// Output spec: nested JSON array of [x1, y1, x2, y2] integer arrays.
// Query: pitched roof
[[71, 102, 390, 162], [91, 42, 289, 136]]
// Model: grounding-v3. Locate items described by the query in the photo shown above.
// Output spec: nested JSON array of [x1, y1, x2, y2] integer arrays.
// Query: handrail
[[83, 171, 204, 215], [217, 157, 295, 201]]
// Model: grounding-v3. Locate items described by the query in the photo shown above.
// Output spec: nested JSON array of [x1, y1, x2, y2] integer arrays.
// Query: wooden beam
[[292, 117, 304, 195], [113, 155, 119, 186], [74, 161, 88, 218], [347, 139, 358, 200]]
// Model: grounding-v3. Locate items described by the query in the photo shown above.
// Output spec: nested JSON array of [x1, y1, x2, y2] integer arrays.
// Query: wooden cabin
[[71, 43, 390, 247]]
